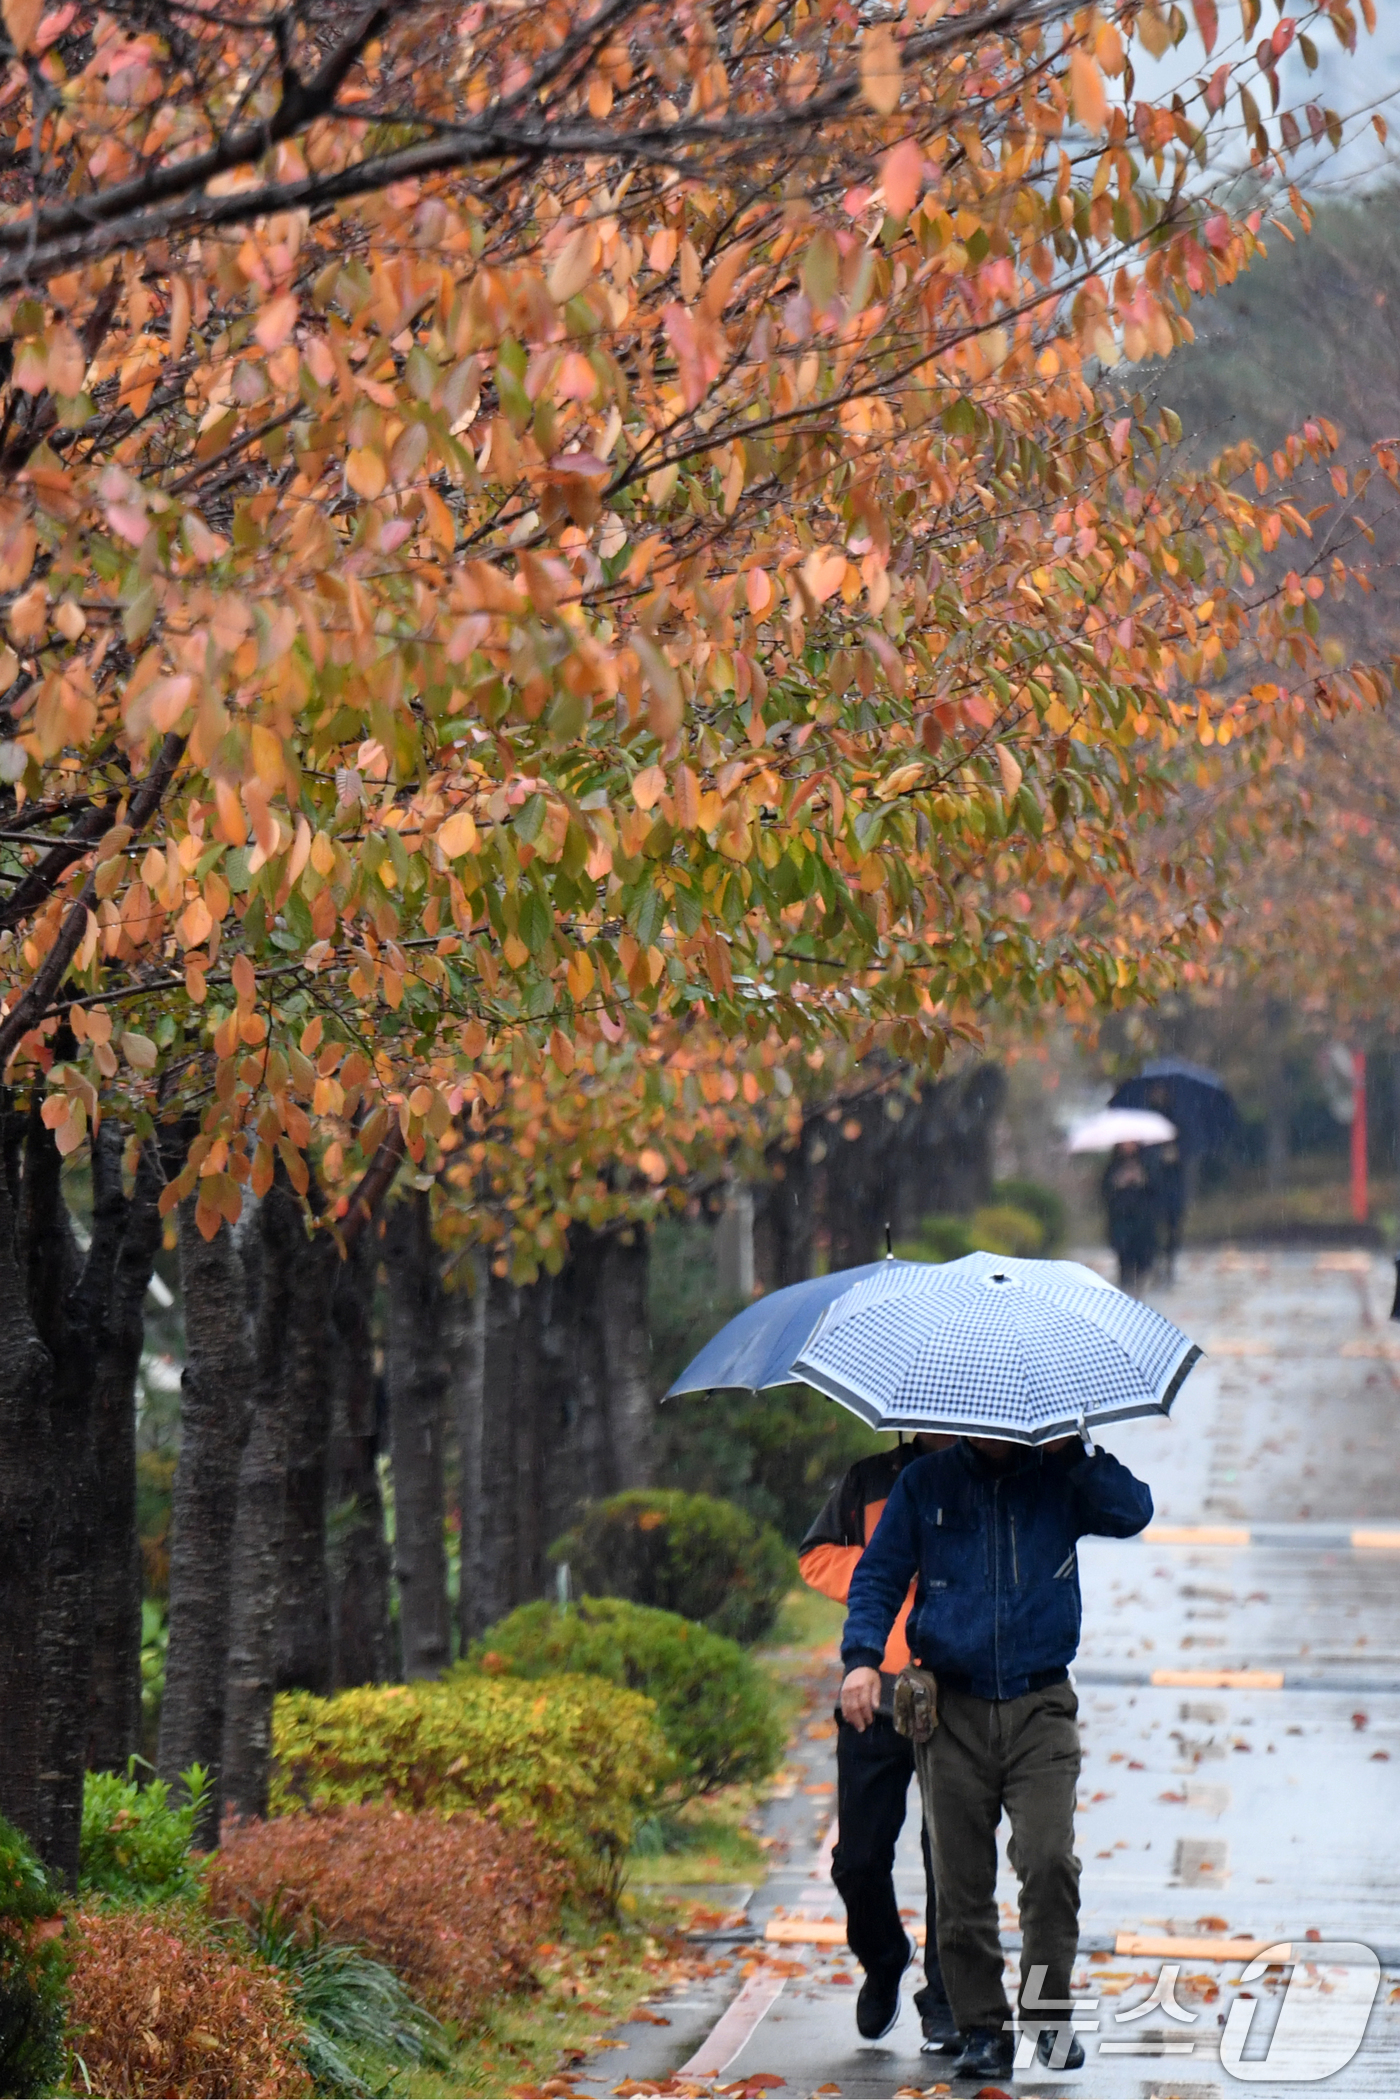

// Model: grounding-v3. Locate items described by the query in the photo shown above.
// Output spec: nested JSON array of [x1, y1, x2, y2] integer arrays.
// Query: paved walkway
[[575, 1248, 1400, 2100]]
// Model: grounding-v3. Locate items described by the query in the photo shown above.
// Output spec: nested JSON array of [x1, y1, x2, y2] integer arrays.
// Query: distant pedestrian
[[839, 1434, 1154, 2080], [1102, 1141, 1156, 1291], [1147, 1137, 1184, 1282], [800, 1439, 958, 2052]]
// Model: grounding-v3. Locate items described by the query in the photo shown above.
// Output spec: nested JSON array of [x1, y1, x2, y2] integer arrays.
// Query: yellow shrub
[[271, 1673, 672, 1902]]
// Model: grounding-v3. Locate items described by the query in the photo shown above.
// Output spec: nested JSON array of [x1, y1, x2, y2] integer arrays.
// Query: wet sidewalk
[[572, 1248, 1400, 2100]]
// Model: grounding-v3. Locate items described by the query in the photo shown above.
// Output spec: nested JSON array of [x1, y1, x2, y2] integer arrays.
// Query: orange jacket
[[798, 1448, 922, 1674]]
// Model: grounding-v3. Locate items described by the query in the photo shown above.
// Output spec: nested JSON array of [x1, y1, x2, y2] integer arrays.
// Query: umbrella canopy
[[791, 1251, 1202, 1443], [1110, 1057, 1239, 1156], [662, 1260, 892, 1398], [1068, 1106, 1176, 1154]]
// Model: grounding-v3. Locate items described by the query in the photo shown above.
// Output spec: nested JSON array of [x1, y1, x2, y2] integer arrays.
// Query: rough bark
[[753, 1141, 815, 1290], [0, 1111, 55, 1859], [87, 1137, 168, 1775], [599, 1227, 653, 1490], [467, 1269, 520, 1637], [220, 1181, 304, 1823], [328, 1229, 393, 1688], [384, 1191, 451, 1679], [274, 1209, 338, 1695], [445, 1258, 486, 1658], [30, 1098, 113, 1888], [158, 1198, 254, 1845], [458, 1228, 653, 1635]]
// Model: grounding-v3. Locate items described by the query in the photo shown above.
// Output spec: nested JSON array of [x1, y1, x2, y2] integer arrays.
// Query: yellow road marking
[[1151, 1668, 1285, 1689]]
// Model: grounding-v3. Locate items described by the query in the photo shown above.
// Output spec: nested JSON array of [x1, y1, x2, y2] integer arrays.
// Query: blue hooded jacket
[[841, 1438, 1153, 1702]]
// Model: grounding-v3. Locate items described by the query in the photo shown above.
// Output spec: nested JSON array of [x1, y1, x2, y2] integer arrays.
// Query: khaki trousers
[[914, 1680, 1081, 2034]]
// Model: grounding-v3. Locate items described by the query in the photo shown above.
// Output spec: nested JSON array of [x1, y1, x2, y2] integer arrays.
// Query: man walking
[[840, 1433, 1153, 2080], [800, 1439, 958, 2051]]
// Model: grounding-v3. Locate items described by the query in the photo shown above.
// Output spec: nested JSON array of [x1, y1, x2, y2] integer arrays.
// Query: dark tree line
[[0, 1057, 1001, 1880]]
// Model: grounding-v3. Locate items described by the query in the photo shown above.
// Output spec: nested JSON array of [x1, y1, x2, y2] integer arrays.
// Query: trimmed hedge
[[208, 1806, 558, 2025], [472, 1597, 784, 1796], [67, 1907, 310, 2099], [271, 1672, 671, 1900], [550, 1489, 796, 1644]]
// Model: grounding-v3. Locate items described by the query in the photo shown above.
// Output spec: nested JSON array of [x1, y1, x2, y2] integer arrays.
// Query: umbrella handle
[[1076, 1405, 1094, 1456]]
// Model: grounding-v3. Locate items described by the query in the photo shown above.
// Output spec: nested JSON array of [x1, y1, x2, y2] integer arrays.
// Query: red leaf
[[1192, 0, 1218, 54]]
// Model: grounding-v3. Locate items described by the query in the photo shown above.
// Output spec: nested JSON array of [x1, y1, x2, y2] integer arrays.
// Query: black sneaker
[[917, 1997, 960, 2053], [855, 1937, 913, 2040], [1035, 2025, 1087, 2070], [948, 2026, 1015, 2080]]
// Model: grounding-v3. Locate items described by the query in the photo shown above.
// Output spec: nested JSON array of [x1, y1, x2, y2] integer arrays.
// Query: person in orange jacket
[[799, 1436, 957, 2051]]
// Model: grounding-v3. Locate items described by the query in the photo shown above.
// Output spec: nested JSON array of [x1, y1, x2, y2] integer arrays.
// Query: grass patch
[[759, 1584, 846, 1655], [394, 1912, 684, 2099], [625, 1804, 768, 1889]]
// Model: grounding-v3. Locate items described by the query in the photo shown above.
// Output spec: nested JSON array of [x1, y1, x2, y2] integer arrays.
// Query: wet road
[[576, 1247, 1400, 2100]]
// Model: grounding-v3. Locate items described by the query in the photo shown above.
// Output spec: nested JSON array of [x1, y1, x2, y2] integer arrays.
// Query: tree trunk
[[158, 1198, 254, 1845], [221, 1181, 304, 1823], [0, 1111, 54, 1859], [274, 1216, 338, 1695], [28, 1098, 110, 1889], [87, 1136, 168, 1775], [600, 1227, 653, 1490], [328, 1229, 393, 1688], [463, 1269, 518, 1638], [753, 1142, 815, 1290], [446, 1258, 486, 1658], [385, 1191, 451, 1679]]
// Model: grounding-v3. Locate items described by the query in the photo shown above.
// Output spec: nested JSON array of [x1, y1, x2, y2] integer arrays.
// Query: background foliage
[[472, 1595, 784, 1796]]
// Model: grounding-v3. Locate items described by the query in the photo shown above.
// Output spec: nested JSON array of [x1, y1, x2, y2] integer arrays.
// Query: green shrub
[[471, 1598, 784, 1797], [550, 1489, 796, 1645], [79, 1761, 210, 1905], [271, 1673, 671, 1902], [894, 1215, 975, 1264], [0, 1817, 67, 2098], [992, 1177, 1068, 1253], [969, 1201, 1045, 1257]]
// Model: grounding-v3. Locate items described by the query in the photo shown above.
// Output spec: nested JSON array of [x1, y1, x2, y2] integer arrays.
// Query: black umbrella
[[1109, 1057, 1240, 1158]]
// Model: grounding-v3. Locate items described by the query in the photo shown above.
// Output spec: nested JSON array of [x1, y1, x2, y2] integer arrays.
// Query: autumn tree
[[0, 0, 1392, 1866]]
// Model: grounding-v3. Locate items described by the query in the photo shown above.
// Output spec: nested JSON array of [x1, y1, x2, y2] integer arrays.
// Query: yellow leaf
[[860, 25, 903, 115], [250, 724, 284, 790], [310, 830, 336, 877], [995, 744, 1024, 797], [549, 1027, 575, 1074], [503, 931, 529, 969], [547, 226, 601, 305], [802, 546, 848, 605], [346, 447, 387, 499], [632, 765, 667, 811], [567, 948, 595, 1000], [438, 809, 479, 858], [8, 580, 45, 641], [254, 293, 299, 351], [1070, 48, 1108, 132], [1137, 2, 1173, 57], [169, 278, 191, 362], [674, 764, 701, 829], [120, 1031, 158, 1072], [880, 763, 924, 800], [2, 0, 41, 54], [179, 898, 213, 948]]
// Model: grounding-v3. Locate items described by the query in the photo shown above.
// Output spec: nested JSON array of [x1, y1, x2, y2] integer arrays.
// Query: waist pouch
[[892, 1665, 939, 1744]]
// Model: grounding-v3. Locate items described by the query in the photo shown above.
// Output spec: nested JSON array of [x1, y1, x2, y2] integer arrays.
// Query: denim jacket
[[841, 1438, 1153, 1703]]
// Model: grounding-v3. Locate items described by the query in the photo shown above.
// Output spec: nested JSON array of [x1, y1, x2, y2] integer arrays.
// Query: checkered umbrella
[[791, 1250, 1202, 1444]]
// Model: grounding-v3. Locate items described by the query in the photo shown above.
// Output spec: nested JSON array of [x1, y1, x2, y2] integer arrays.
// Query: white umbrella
[[790, 1251, 1202, 1444], [1068, 1107, 1176, 1153]]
